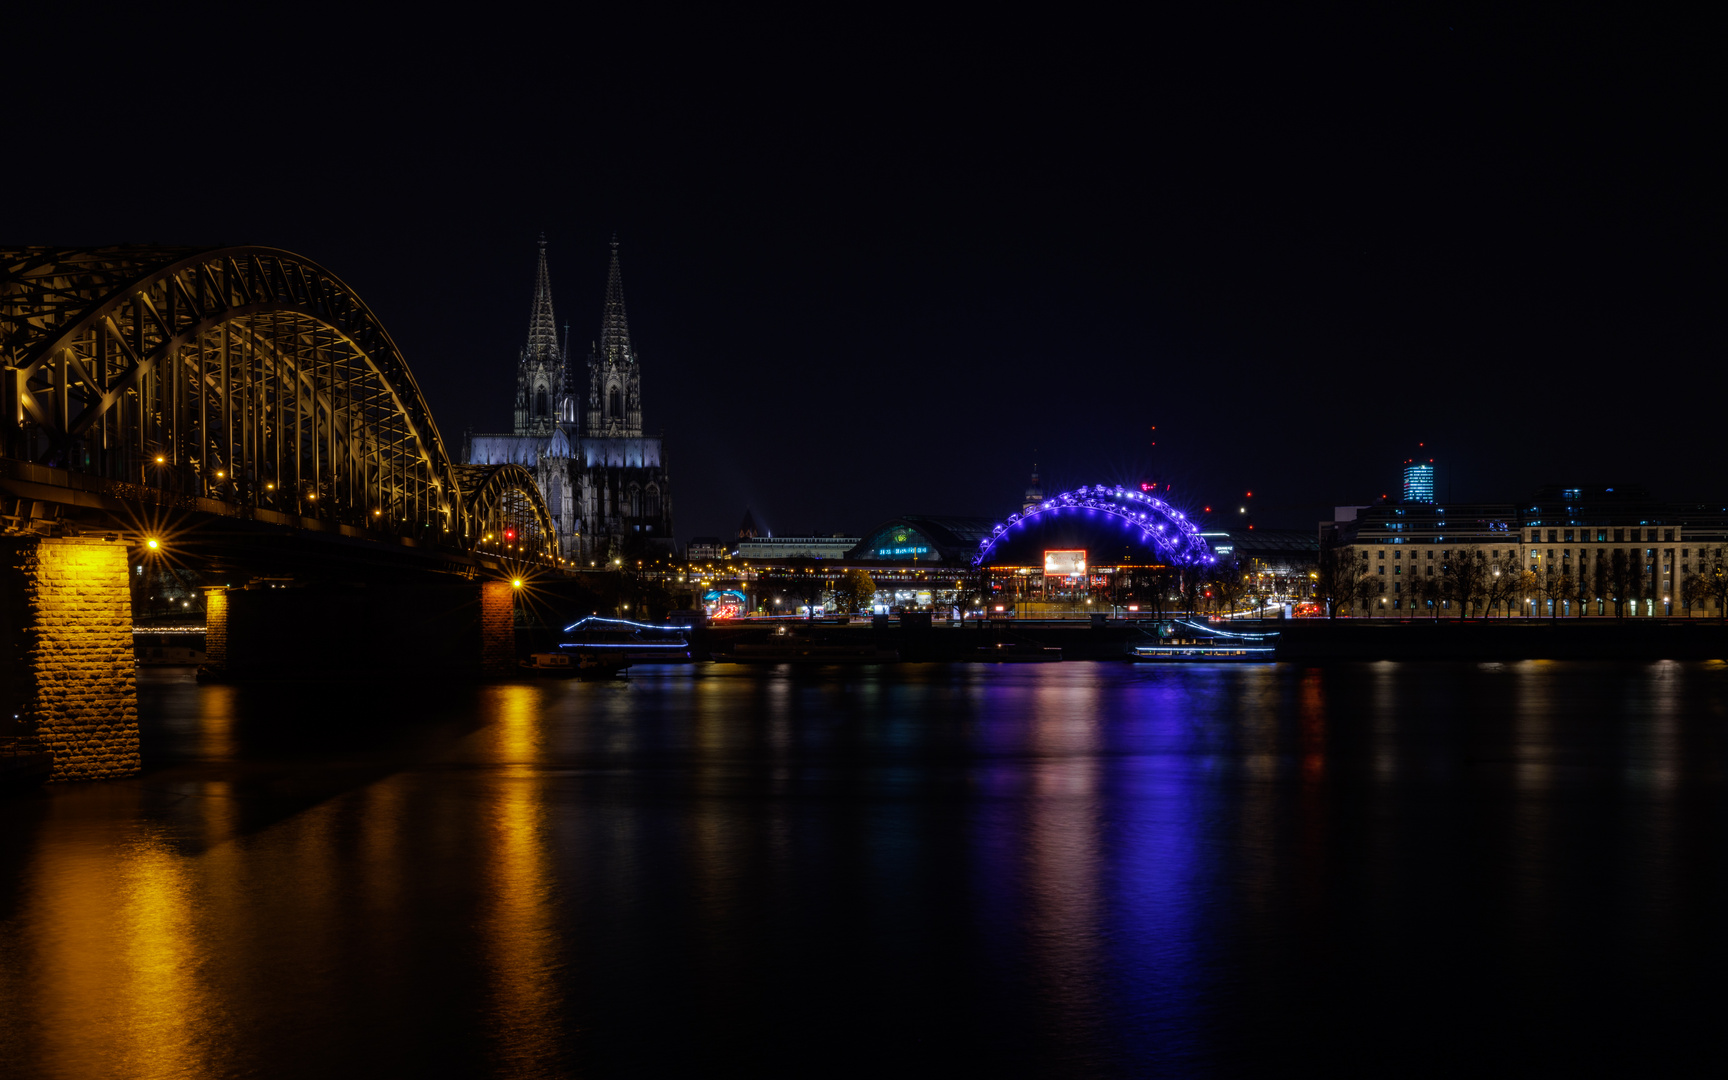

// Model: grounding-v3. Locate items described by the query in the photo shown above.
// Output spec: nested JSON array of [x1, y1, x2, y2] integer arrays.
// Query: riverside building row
[[1324, 486, 1728, 616]]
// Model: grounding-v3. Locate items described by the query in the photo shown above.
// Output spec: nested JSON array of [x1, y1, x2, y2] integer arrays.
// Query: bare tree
[[1591, 553, 1609, 617], [1353, 567, 1385, 616], [1317, 544, 1371, 619], [1441, 548, 1489, 619], [1179, 565, 1205, 616], [1608, 548, 1633, 617], [1538, 561, 1571, 620], [1695, 546, 1728, 622], [1203, 555, 1245, 617], [1407, 566, 1440, 618], [1681, 565, 1710, 618], [1486, 551, 1523, 617]]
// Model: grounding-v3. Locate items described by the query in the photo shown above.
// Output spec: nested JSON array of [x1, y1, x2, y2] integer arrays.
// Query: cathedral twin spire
[[513, 235, 567, 436], [517, 234, 642, 440], [526, 234, 561, 364], [597, 238, 633, 366]]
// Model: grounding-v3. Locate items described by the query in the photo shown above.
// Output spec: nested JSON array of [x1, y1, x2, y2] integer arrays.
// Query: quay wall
[[696, 618, 1728, 663]]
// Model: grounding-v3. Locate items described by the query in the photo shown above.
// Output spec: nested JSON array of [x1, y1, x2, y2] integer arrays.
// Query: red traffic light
[[504, 528, 516, 541]]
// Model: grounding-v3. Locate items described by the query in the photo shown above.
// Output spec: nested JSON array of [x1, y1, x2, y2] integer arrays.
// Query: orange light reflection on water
[[23, 819, 226, 1080], [480, 683, 565, 1074]]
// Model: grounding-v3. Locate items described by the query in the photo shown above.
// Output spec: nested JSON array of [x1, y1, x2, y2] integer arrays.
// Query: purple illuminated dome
[[972, 484, 1215, 568]]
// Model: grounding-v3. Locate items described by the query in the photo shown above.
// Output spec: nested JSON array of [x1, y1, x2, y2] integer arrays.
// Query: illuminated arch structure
[[1, 246, 557, 564], [973, 484, 1215, 568]]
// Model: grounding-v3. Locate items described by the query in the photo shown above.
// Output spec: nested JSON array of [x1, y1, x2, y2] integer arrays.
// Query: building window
[[608, 386, 622, 418], [535, 387, 548, 417], [1665, 529, 1674, 542]]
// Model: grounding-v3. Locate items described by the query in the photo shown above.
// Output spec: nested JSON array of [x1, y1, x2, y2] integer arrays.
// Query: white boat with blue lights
[[1131, 620, 1278, 663], [551, 615, 693, 675]]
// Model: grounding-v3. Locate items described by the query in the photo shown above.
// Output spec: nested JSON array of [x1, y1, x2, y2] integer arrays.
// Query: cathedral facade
[[463, 238, 675, 564]]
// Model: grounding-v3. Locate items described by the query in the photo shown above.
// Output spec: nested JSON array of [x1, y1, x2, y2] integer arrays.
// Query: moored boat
[[556, 616, 692, 675], [1131, 619, 1278, 663]]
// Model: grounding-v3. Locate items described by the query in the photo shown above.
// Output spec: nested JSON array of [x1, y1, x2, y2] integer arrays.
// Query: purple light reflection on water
[[1, 661, 1721, 1077]]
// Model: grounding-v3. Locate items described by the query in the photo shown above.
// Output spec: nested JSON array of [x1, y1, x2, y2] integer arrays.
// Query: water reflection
[[480, 685, 564, 1076], [21, 817, 223, 1079], [0, 660, 1721, 1077]]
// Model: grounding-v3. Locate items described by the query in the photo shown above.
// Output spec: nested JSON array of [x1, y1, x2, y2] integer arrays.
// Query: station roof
[[845, 516, 997, 565]]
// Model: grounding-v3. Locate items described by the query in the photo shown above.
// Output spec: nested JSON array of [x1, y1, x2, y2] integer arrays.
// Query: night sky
[[8, 12, 1719, 539]]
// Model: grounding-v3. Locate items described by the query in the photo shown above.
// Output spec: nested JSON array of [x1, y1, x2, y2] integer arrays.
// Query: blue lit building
[[1402, 460, 1435, 503]]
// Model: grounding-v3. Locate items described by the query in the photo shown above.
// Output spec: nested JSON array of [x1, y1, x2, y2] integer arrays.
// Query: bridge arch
[[0, 245, 555, 563], [972, 484, 1215, 568], [450, 463, 559, 562]]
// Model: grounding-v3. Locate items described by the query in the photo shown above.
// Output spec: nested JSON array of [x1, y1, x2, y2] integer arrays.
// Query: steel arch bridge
[[0, 246, 556, 564], [972, 484, 1215, 567]]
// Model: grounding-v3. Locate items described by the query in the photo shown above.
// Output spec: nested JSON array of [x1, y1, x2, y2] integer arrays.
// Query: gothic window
[[627, 483, 641, 518], [645, 484, 660, 517], [608, 386, 621, 418], [535, 387, 548, 417]]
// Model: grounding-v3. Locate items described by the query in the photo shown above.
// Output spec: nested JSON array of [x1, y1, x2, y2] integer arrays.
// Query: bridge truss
[[0, 246, 556, 565]]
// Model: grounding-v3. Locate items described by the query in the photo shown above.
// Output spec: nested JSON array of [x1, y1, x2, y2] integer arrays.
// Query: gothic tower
[[514, 236, 568, 437], [585, 238, 642, 437]]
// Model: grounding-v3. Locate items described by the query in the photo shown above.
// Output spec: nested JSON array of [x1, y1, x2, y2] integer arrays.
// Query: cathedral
[[463, 237, 675, 564]]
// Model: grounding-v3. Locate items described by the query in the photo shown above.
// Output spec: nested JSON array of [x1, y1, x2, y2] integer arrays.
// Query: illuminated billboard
[[1044, 549, 1087, 576], [702, 589, 748, 619]]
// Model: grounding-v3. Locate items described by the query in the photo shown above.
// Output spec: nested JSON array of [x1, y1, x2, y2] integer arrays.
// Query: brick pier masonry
[[0, 535, 139, 780]]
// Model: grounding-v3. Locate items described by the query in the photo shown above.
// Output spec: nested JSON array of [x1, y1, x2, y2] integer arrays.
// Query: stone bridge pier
[[0, 535, 140, 780], [1, 534, 521, 782]]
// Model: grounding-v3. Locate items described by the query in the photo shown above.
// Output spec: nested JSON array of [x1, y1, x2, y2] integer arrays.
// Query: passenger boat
[[1131, 620, 1278, 663], [555, 616, 693, 675]]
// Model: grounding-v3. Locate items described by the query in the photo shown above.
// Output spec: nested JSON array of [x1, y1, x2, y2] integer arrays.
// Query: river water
[[1, 661, 1723, 1078]]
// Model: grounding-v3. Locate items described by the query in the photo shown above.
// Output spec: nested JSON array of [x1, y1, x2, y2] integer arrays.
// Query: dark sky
[[9, 11, 1720, 538]]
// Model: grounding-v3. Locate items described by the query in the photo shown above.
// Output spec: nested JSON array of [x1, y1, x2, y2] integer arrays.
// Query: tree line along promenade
[[1318, 486, 1728, 619]]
